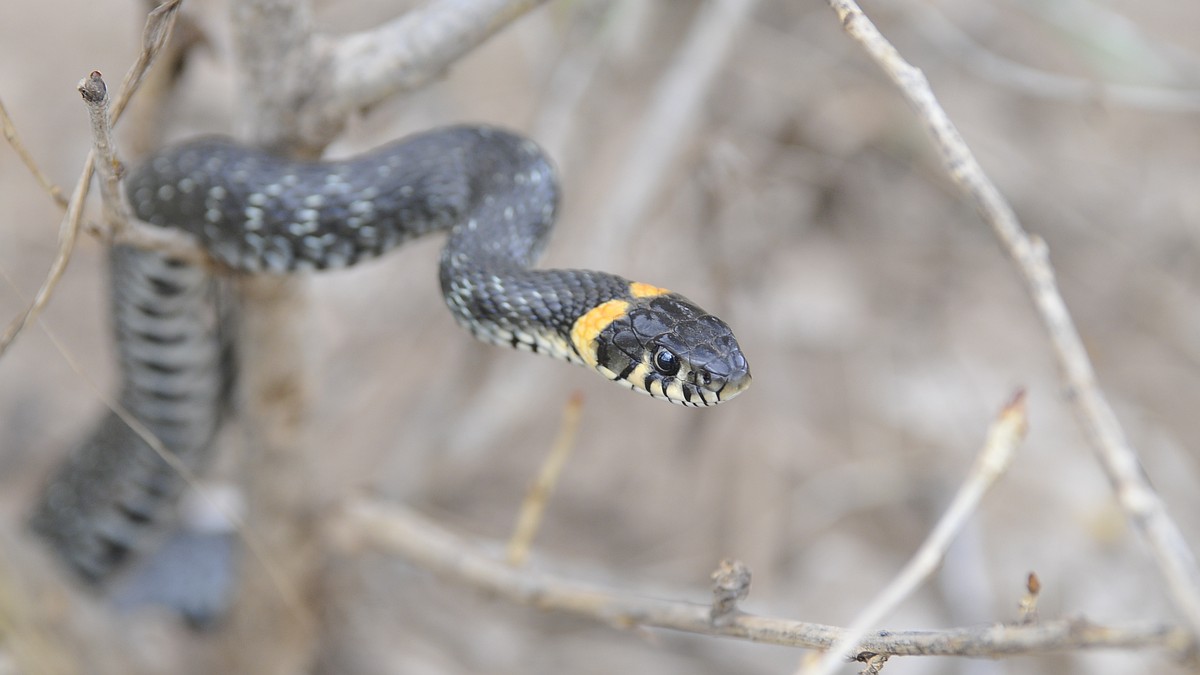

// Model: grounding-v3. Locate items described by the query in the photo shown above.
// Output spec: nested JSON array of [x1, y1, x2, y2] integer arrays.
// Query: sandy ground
[[2, 1, 1200, 673]]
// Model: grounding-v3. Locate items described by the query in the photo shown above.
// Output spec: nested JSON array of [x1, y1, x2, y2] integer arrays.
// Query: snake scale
[[31, 125, 751, 589]]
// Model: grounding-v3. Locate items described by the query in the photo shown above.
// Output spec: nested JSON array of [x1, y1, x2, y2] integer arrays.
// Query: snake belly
[[32, 125, 750, 585]]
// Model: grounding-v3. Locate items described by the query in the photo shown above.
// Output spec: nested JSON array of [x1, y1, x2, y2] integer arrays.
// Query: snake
[[30, 125, 751, 591]]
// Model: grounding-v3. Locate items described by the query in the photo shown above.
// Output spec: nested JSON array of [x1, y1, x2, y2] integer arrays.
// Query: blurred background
[[2, 0, 1199, 673]]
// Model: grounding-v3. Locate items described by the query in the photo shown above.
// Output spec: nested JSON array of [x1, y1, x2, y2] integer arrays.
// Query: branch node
[[710, 558, 751, 626], [857, 652, 889, 674], [78, 70, 108, 104], [1018, 571, 1041, 624]]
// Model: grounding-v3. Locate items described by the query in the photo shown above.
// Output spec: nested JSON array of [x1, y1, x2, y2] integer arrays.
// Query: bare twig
[[912, 5, 1200, 112], [530, 0, 616, 161], [803, 391, 1028, 675], [0, 156, 92, 359], [506, 392, 585, 566], [78, 72, 130, 234], [826, 0, 1200, 648], [0, 98, 67, 207], [590, 0, 759, 265], [710, 558, 752, 627], [109, 0, 183, 123], [331, 497, 1190, 658], [1019, 572, 1042, 624], [317, 0, 549, 142], [0, 0, 183, 358]]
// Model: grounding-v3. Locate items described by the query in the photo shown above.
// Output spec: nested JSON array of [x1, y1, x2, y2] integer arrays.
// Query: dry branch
[[506, 392, 584, 566], [590, 0, 759, 265], [78, 72, 129, 234], [219, 4, 321, 673], [215, 2, 572, 671], [233, 0, 552, 153], [825, 0, 1200, 648], [804, 391, 1028, 675], [0, 99, 67, 207], [0, 0, 183, 358], [331, 497, 1190, 659], [323, 0, 550, 123], [912, 5, 1200, 112]]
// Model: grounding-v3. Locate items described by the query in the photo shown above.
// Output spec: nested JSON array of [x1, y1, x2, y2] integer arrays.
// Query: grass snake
[[31, 125, 751, 596]]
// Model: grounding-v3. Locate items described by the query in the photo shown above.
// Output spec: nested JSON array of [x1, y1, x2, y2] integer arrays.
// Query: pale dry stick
[[506, 392, 585, 566], [0, 158, 92, 359], [826, 0, 1200, 647], [231, 0, 553, 153], [220, 2, 567, 671], [912, 5, 1200, 112], [110, 220, 208, 265], [710, 558, 752, 627], [220, 2, 322, 673], [317, 0, 551, 147], [0, 99, 67, 207], [1018, 572, 1042, 624], [803, 391, 1029, 675], [332, 497, 1190, 657], [530, 0, 617, 160], [1012, 0, 1200, 81], [1, 79, 205, 264], [108, 0, 182, 126], [78, 72, 131, 236], [590, 0, 759, 265], [0, 0, 182, 358]]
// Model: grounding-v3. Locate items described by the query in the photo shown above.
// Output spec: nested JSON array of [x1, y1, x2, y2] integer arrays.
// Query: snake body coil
[[32, 125, 750, 586]]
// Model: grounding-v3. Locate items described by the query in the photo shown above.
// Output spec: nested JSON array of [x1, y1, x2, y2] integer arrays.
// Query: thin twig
[[803, 391, 1029, 675], [330, 497, 1190, 658], [506, 392, 585, 566], [0, 98, 68, 207], [0, 159, 91, 359], [826, 0, 1200, 648], [0, 0, 183, 358], [109, 0, 183, 123], [320, 0, 549, 133], [1019, 572, 1042, 624], [710, 558, 752, 627], [912, 5, 1200, 112], [78, 72, 131, 234], [590, 0, 759, 265]]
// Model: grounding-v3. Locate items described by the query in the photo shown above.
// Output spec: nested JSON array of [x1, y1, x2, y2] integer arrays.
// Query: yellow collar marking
[[629, 281, 670, 298], [570, 298, 630, 368]]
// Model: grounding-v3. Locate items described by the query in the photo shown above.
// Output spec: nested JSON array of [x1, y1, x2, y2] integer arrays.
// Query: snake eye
[[652, 347, 680, 377]]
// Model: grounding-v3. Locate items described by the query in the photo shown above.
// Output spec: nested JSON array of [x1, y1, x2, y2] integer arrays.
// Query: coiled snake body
[[32, 125, 751, 587]]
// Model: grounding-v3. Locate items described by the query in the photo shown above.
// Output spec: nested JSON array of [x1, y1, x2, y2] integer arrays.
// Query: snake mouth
[[625, 360, 751, 407], [711, 368, 752, 404]]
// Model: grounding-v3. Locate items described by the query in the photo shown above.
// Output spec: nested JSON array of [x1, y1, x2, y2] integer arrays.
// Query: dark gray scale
[[125, 126, 638, 348], [30, 246, 228, 582], [126, 133, 474, 272]]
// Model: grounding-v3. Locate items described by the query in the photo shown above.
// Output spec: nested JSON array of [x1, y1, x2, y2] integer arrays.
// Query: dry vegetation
[[2, 0, 1200, 673]]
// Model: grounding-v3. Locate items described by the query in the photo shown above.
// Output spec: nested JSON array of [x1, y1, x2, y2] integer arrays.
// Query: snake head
[[573, 290, 751, 407]]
